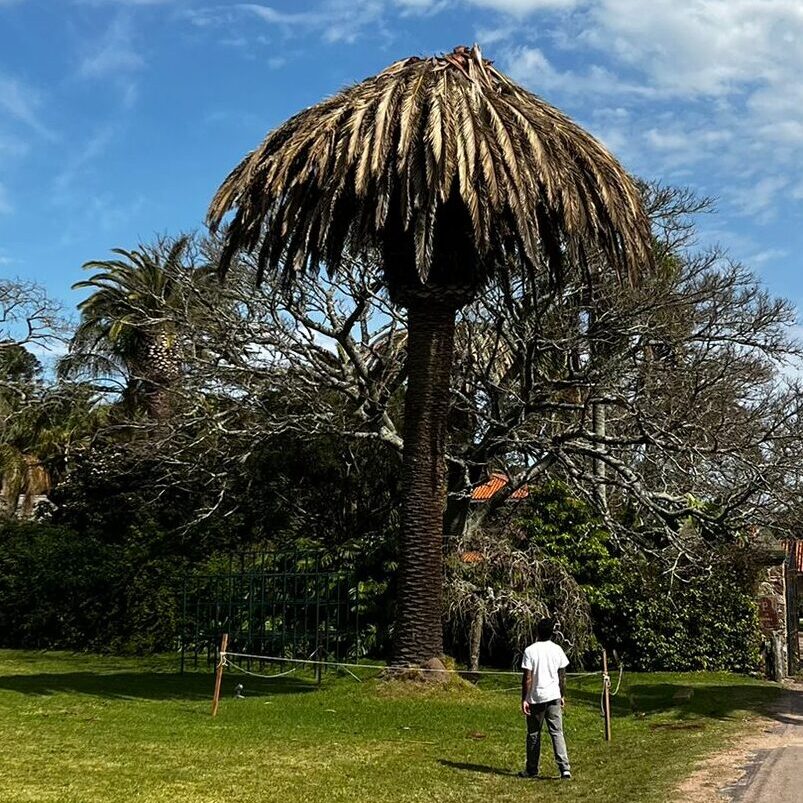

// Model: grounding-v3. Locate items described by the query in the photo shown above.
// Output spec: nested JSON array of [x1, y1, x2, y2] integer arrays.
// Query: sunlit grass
[[0, 651, 780, 803]]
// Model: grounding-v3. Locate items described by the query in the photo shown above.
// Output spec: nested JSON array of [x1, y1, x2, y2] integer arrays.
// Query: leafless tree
[[94, 186, 803, 569]]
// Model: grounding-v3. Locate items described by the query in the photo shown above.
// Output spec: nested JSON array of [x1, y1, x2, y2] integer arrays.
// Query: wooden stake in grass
[[602, 649, 612, 742], [211, 632, 229, 718]]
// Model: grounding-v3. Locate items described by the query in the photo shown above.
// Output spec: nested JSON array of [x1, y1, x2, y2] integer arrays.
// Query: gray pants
[[525, 699, 570, 775]]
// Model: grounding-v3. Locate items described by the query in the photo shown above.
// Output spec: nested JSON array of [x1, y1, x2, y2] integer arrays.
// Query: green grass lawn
[[0, 651, 781, 803]]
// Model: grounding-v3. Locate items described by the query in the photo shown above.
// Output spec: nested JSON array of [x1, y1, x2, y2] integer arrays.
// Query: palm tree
[[207, 44, 653, 666], [61, 237, 191, 419], [1, 346, 101, 516]]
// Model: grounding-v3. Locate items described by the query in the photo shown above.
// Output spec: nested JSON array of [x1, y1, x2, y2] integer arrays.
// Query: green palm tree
[[1, 346, 102, 516], [207, 44, 653, 666], [61, 237, 191, 419]]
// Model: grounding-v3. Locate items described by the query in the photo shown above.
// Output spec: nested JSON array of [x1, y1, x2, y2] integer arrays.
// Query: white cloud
[[395, 0, 450, 14], [78, 16, 145, 79], [76, 0, 176, 5], [730, 175, 790, 219], [190, 1, 387, 45], [491, 1, 803, 224], [468, 0, 579, 12], [53, 124, 115, 197], [0, 75, 53, 139]]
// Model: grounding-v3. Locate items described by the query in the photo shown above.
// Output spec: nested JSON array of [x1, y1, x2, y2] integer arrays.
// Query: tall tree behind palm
[[208, 45, 653, 666], [61, 237, 192, 419]]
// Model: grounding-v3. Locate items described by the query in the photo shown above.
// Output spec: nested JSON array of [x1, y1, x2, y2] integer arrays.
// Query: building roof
[[470, 472, 529, 502]]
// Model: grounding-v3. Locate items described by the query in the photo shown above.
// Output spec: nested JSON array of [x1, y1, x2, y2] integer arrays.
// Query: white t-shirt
[[521, 640, 569, 704]]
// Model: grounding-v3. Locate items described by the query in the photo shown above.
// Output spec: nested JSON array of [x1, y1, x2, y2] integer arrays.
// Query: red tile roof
[[470, 472, 529, 502]]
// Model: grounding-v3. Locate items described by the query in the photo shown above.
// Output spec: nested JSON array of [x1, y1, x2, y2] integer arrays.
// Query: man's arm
[[521, 669, 532, 716], [558, 667, 566, 706]]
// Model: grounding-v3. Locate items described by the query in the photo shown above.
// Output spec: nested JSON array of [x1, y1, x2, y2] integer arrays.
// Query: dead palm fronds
[[208, 44, 651, 299]]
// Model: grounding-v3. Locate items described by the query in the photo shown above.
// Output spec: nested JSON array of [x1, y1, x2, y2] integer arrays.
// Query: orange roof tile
[[470, 472, 529, 502]]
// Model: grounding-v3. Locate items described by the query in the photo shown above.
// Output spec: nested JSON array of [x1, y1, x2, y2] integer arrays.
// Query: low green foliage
[[597, 554, 762, 672], [514, 484, 763, 672], [0, 651, 780, 803]]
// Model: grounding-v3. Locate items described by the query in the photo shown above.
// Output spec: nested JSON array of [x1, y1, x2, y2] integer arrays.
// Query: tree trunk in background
[[443, 461, 477, 545], [469, 609, 484, 672], [592, 401, 607, 511], [392, 301, 456, 665]]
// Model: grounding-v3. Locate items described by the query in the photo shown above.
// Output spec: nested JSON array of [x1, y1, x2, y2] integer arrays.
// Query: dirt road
[[676, 682, 803, 803], [725, 683, 803, 802]]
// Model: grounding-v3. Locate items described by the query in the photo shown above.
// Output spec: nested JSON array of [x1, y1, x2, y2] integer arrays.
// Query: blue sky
[[1, 0, 801, 317]]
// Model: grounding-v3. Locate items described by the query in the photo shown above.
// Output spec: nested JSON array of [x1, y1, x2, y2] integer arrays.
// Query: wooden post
[[211, 632, 229, 718], [602, 649, 612, 742]]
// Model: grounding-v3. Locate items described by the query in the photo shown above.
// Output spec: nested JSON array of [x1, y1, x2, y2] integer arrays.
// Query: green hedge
[[0, 519, 183, 652], [594, 555, 762, 672]]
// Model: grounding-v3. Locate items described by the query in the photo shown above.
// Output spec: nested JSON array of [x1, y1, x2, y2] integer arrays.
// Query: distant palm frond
[[208, 44, 652, 296]]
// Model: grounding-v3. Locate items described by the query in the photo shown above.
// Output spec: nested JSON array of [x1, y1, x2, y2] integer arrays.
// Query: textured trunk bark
[[131, 331, 180, 420], [392, 301, 456, 665], [592, 401, 607, 510], [468, 609, 483, 672]]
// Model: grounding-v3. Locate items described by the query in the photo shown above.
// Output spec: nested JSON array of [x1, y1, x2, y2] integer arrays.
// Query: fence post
[[602, 649, 612, 742], [211, 632, 229, 718]]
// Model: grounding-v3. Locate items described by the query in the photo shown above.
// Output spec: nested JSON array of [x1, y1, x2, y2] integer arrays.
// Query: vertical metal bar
[[314, 560, 323, 686], [602, 649, 612, 742], [355, 570, 361, 661], [179, 580, 186, 675]]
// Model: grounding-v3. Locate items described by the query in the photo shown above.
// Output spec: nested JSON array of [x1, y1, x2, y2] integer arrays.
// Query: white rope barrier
[[224, 658, 298, 680], [220, 650, 608, 679]]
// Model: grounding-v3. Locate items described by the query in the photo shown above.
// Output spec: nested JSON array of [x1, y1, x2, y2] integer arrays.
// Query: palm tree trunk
[[393, 301, 456, 665]]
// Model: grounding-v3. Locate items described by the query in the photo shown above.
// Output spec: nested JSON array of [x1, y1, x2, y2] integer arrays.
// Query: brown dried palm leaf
[[208, 44, 652, 300]]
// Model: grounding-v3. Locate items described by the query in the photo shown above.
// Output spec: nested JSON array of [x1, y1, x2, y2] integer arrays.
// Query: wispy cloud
[[479, 0, 803, 225], [76, 0, 177, 5], [78, 15, 145, 79], [53, 124, 116, 198], [189, 1, 388, 45], [467, 0, 579, 11], [0, 74, 54, 139]]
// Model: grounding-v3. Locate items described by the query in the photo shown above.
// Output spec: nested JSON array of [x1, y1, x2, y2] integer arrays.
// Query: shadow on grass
[[570, 681, 785, 723], [0, 671, 317, 700], [438, 760, 563, 781], [437, 759, 516, 777]]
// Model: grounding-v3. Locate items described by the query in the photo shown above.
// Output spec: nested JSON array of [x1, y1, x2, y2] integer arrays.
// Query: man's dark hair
[[537, 618, 555, 641]]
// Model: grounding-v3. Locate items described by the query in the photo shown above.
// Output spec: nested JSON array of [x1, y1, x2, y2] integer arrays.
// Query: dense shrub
[[596, 552, 762, 672], [512, 484, 762, 672], [0, 518, 186, 652]]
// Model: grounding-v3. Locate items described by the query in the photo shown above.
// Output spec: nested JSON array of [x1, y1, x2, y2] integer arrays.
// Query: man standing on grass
[[519, 618, 572, 780]]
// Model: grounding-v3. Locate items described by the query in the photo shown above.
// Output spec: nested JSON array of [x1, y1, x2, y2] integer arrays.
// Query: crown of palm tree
[[62, 237, 190, 380], [208, 44, 652, 302]]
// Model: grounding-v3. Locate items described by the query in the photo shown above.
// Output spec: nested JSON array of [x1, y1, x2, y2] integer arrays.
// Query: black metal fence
[[179, 551, 360, 672]]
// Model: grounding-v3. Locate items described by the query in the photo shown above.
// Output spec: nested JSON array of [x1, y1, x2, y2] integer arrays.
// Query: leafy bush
[[596, 552, 762, 672], [0, 519, 187, 652], [512, 484, 762, 672]]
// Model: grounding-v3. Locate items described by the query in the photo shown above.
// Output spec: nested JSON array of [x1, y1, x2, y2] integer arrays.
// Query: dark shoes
[[518, 768, 572, 780]]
